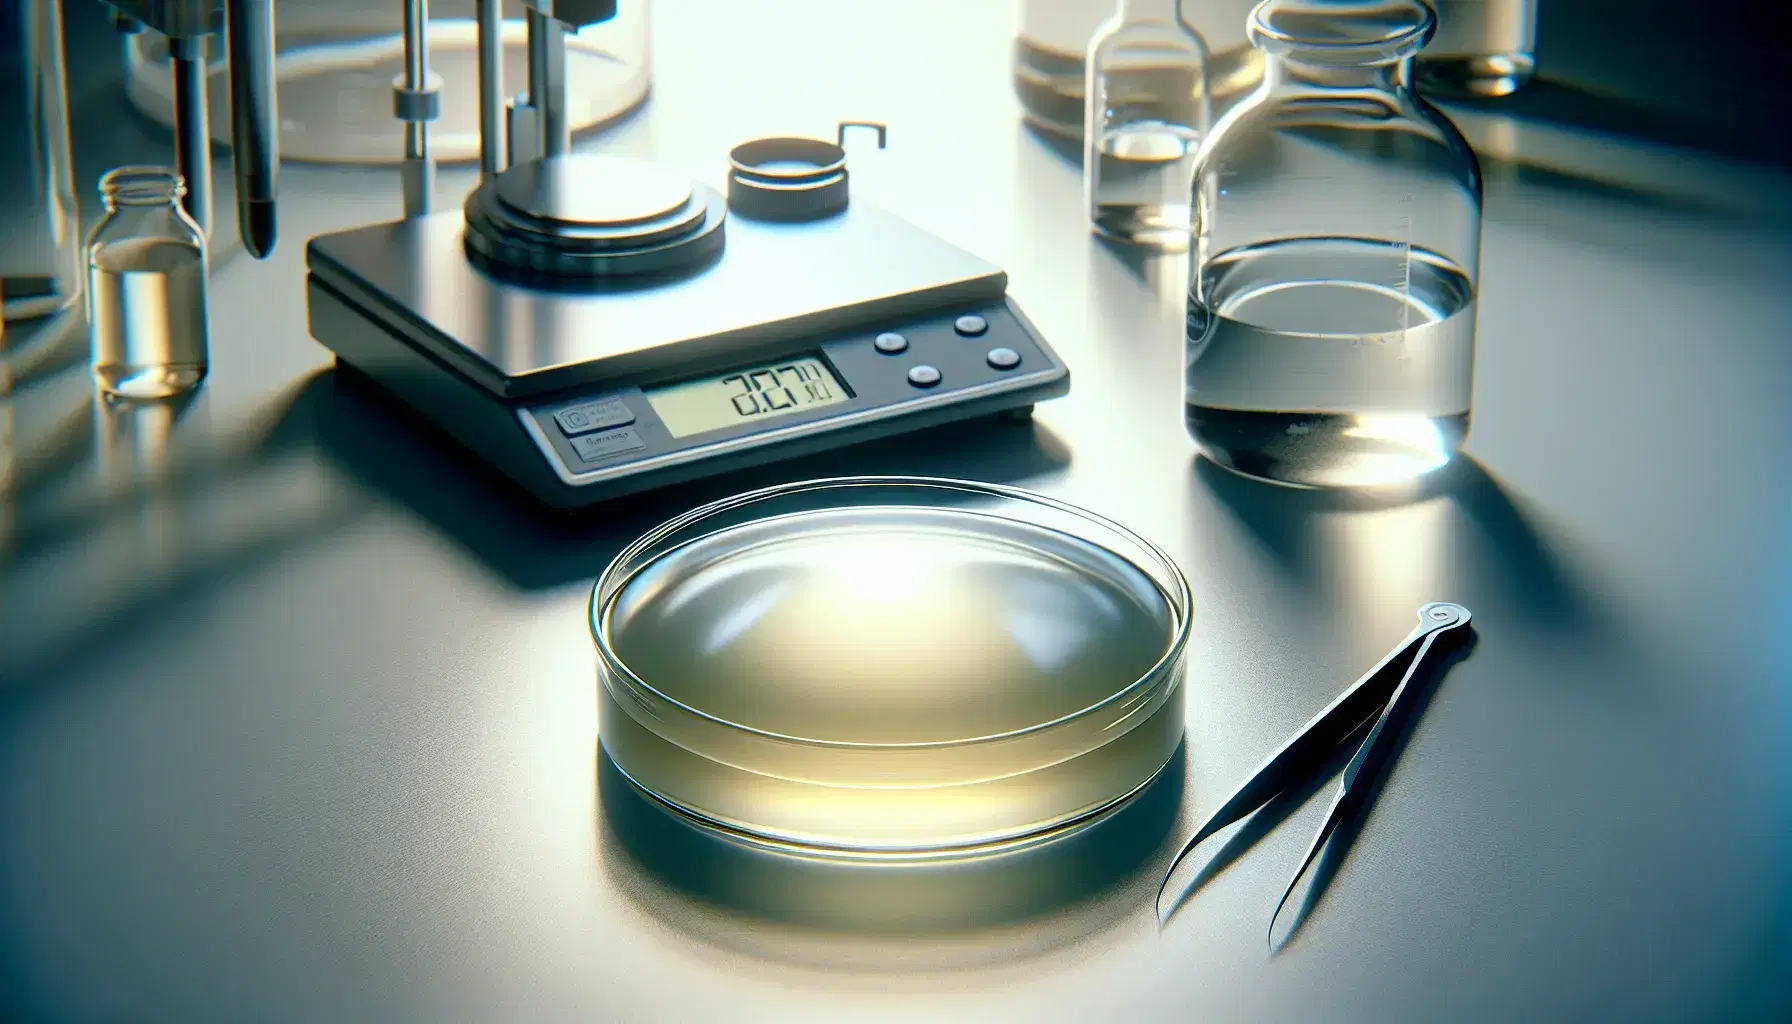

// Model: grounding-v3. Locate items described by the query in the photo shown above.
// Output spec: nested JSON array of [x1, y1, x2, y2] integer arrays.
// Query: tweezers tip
[[1265, 857, 1310, 952], [1266, 900, 1298, 952]]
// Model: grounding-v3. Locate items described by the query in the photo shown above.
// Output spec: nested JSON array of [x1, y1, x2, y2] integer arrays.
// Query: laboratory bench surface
[[4, 2, 1791, 1021]]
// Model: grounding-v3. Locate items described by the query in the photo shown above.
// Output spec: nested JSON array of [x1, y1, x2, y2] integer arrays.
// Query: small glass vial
[[1184, 0, 1483, 489], [1417, 0, 1537, 99], [1084, 0, 1210, 250], [86, 166, 210, 400]]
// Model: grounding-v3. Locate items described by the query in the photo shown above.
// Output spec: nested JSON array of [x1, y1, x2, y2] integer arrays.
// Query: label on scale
[[570, 427, 647, 462], [554, 397, 637, 436]]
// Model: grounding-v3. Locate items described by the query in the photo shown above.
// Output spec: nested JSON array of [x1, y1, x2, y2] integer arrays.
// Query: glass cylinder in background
[[87, 168, 210, 400], [121, 0, 652, 165], [1186, 0, 1269, 121], [1015, 0, 1112, 138], [1018, 0, 1262, 138], [1183, 0, 1483, 489], [1416, 0, 1537, 98], [1084, 0, 1209, 249], [1, 0, 81, 327]]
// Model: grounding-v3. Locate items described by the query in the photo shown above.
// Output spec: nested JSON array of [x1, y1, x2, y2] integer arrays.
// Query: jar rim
[[1248, 0, 1435, 66], [99, 165, 187, 205]]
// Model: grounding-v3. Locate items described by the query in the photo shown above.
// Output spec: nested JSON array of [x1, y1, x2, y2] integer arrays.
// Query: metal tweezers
[[1157, 602, 1475, 945]]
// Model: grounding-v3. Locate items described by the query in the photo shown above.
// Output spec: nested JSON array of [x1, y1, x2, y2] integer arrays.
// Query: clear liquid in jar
[[1087, 56, 1205, 250], [88, 236, 209, 400], [1185, 236, 1476, 488], [1091, 119, 1202, 249]]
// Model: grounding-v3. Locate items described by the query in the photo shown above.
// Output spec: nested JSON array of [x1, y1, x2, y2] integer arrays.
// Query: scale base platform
[[305, 201, 1070, 508]]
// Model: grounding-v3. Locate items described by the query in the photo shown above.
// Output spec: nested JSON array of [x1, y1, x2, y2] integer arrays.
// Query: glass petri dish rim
[[589, 475, 1193, 752]]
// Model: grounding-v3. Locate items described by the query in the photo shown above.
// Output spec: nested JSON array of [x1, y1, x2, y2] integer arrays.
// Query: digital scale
[[304, 125, 1070, 509]]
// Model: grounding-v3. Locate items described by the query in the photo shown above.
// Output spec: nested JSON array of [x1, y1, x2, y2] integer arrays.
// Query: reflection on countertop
[[0, 348, 362, 702], [598, 741, 1185, 973], [1185, 453, 1613, 658]]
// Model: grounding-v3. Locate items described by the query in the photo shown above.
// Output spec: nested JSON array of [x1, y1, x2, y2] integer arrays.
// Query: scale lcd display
[[646, 355, 850, 439]]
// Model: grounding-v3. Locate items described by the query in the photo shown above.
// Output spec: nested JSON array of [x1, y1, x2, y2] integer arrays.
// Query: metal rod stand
[[396, 0, 439, 217], [475, 0, 504, 177], [168, 35, 212, 239], [522, 9, 569, 160]]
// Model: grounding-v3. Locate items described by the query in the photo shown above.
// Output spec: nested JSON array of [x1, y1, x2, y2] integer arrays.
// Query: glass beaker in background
[[121, 0, 651, 165], [1015, 0, 1111, 138], [1417, 0, 1537, 98], [0, 0, 81, 328], [1016, 0, 1262, 139], [1183, 0, 1483, 489]]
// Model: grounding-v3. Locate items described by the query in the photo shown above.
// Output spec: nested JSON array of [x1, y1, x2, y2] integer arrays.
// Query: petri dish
[[592, 477, 1191, 858]]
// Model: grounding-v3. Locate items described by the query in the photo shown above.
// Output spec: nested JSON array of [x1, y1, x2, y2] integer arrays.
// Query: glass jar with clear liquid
[[1085, 0, 1210, 249], [86, 167, 210, 399], [1184, 0, 1482, 488]]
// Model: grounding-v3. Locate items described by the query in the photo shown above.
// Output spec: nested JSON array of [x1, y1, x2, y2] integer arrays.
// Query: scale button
[[907, 365, 942, 388], [986, 347, 1021, 370], [554, 396, 636, 436], [954, 314, 989, 337], [570, 426, 646, 463], [874, 331, 908, 354]]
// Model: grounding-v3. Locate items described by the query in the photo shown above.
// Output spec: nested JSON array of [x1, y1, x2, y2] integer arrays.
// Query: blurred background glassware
[[0, 0, 82, 329], [1187, 0, 1269, 120], [1017, 0, 1263, 138], [1015, 0, 1111, 138], [121, 0, 650, 164], [1084, 0, 1209, 249], [1416, 0, 1536, 98], [87, 167, 210, 400], [1183, 0, 1483, 489]]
